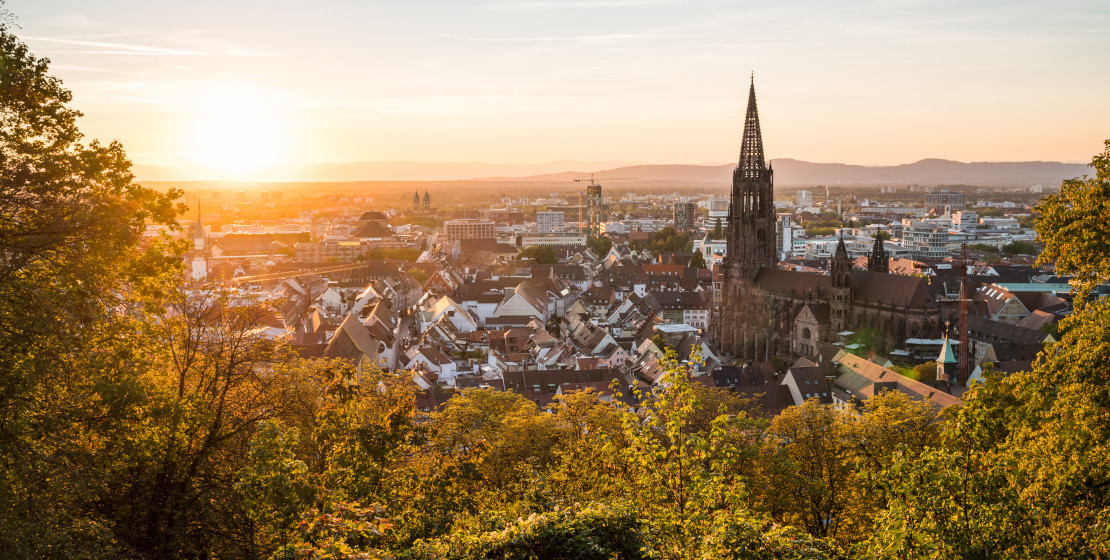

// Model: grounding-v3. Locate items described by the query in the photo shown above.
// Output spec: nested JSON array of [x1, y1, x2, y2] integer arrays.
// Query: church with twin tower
[[715, 78, 947, 361]]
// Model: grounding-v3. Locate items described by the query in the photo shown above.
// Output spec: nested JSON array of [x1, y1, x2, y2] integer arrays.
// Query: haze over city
[[9, 0, 1110, 180]]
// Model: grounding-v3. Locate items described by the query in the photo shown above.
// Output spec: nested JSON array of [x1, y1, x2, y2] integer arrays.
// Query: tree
[[865, 140, 1110, 558], [1001, 240, 1037, 256], [0, 22, 184, 558], [517, 245, 558, 264], [587, 236, 613, 256], [1035, 139, 1110, 302], [967, 243, 1000, 254], [757, 400, 856, 540], [911, 361, 937, 382], [405, 504, 653, 560], [711, 217, 724, 240], [689, 250, 707, 269]]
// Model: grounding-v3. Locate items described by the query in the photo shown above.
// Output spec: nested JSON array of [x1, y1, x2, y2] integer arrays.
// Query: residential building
[[672, 202, 696, 232], [444, 219, 496, 241], [536, 211, 564, 233]]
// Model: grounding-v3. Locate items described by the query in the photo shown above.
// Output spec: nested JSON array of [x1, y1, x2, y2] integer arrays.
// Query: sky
[[6, 0, 1110, 180]]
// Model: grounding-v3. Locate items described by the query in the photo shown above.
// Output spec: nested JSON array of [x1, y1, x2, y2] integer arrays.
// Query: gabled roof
[[324, 312, 380, 363], [966, 315, 1052, 345], [1016, 309, 1056, 331], [832, 351, 961, 408], [504, 280, 550, 315]]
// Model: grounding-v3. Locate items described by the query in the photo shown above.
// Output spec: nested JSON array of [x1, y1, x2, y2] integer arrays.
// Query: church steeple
[[868, 234, 889, 273], [738, 74, 766, 178], [724, 75, 776, 283], [830, 235, 852, 331], [831, 236, 851, 285]]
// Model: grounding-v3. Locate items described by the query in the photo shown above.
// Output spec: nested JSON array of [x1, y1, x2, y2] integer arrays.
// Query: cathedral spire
[[868, 234, 889, 273], [739, 75, 766, 177]]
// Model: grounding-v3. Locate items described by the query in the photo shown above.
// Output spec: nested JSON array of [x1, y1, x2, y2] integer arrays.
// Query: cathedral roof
[[752, 268, 936, 309], [753, 268, 829, 299], [849, 270, 935, 308]]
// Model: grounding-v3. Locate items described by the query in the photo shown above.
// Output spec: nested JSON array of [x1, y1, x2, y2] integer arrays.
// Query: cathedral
[[714, 79, 948, 360]]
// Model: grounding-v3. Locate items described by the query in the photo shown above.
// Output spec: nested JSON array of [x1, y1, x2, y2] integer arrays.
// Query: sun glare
[[188, 89, 286, 178]]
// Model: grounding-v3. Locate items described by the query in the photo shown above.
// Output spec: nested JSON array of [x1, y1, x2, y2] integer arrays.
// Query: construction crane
[[958, 244, 971, 385]]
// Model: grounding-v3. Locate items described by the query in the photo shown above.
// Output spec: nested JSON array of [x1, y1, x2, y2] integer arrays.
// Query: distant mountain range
[[489, 158, 1091, 188], [133, 158, 1091, 187]]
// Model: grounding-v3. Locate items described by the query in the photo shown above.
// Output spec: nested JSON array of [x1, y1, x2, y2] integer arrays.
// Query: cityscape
[[3, 1, 1110, 559]]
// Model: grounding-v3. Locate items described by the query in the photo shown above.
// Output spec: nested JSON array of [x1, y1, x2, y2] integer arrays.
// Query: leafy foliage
[[587, 235, 613, 256], [1000, 240, 1037, 255], [1035, 139, 1110, 301], [632, 226, 692, 255], [689, 250, 707, 269], [517, 244, 558, 263]]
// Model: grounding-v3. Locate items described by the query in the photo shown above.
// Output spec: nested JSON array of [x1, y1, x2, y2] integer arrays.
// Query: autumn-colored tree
[[0, 22, 183, 558], [1035, 139, 1110, 302]]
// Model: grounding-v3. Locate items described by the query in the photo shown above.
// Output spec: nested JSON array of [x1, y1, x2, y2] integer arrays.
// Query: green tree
[[865, 140, 1110, 558], [0, 22, 184, 558], [689, 250, 707, 269], [1035, 139, 1110, 301], [587, 236, 613, 256], [518, 245, 558, 264], [757, 400, 856, 540], [712, 217, 724, 240], [1000, 240, 1037, 256], [967, 243, 1000, 254]]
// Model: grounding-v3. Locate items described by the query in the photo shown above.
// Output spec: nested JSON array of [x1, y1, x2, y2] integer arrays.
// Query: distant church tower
[[715, 77, 778, 357], [423, 190, 430, 211], [413, 190, 420, 211], [830, 237, 853, 331], [867, 235, 889, 273], [192, 205, 207, 252]]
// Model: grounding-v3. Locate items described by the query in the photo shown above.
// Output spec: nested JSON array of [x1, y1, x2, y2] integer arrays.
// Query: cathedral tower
[[715, 77, 777, 357], [724, 76, 777, 282], [867, 235, 889, 273], [830, 237, 853, 331]]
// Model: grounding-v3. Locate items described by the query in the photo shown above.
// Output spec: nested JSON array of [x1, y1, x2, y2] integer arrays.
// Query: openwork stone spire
[[738, 75, 766, 179], [868, 235, 889, 273]]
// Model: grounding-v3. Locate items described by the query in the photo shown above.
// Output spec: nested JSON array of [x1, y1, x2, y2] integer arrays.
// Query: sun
[[187, 89, 286, 178]]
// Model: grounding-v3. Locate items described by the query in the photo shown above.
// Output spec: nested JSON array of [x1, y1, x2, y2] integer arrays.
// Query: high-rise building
[[776, 215, 799, 259], [672, 202, 696, 232], [796, 190, 813, 208], [536, 211, 565, 233], [579, 181, 602, 238]]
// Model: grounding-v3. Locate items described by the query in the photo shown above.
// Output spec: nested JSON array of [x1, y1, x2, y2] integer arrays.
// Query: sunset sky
[[8, 0, 1110, 180]]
